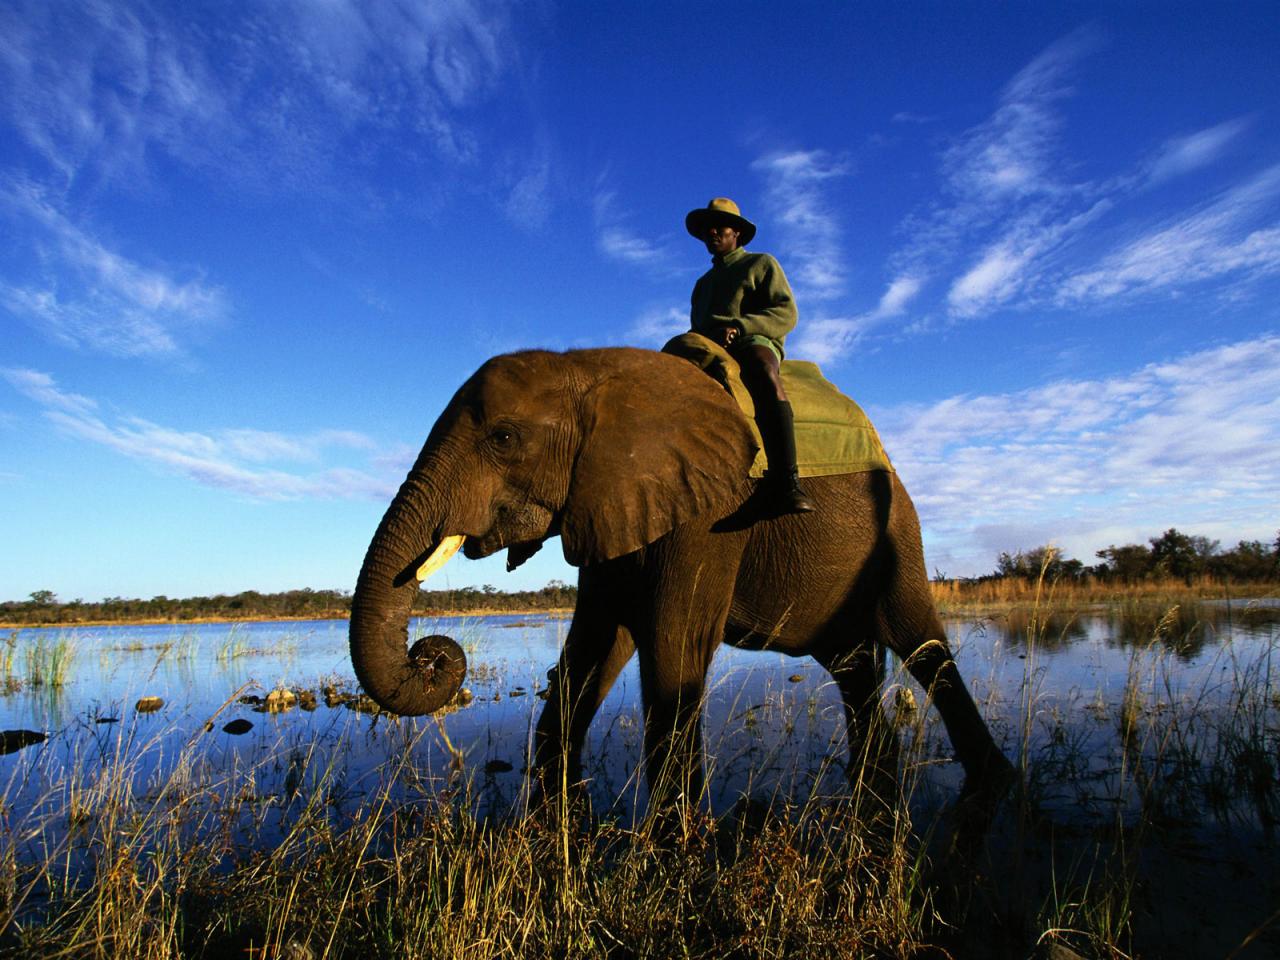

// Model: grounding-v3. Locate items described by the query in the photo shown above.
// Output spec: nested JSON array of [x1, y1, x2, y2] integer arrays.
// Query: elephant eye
[[487, 426, 518, 450]]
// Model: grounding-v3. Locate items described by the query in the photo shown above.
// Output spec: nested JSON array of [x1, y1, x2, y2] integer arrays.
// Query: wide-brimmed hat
[[685, 197, 757, 246]]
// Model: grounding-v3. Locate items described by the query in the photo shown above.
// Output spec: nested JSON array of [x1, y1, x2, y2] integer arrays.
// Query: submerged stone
[[223, 718, 254, 735], [0, 729, 46, 755]]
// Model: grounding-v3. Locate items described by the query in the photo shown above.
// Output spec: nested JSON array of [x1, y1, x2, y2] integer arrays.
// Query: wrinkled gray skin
[[350, 347, 1013, 808]]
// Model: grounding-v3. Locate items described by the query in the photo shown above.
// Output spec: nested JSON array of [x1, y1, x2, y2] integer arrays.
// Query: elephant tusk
[[415, 535, 465, 583]]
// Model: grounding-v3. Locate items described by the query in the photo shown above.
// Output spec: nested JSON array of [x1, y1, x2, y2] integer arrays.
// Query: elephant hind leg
[[876, 598, 1013, 790], [871, 476, 1014, 793]]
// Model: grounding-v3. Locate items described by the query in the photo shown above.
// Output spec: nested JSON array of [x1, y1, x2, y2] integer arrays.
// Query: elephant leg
[[636, 639, 718, 813], [877, 602, 1012, 790], [632, 537, 739, 813], [533, 568, 636, 800], [816, 644, 898, 790]]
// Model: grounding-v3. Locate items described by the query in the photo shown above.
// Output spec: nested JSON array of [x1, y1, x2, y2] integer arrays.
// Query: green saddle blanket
[[662, 333, 893, 478]]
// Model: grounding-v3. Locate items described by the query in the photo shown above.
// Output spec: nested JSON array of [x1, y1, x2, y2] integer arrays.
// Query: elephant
[[349, 345, 1014, 812]]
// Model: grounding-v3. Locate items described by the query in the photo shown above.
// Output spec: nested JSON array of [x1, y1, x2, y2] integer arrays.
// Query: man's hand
[[710, 323, 740, 349]]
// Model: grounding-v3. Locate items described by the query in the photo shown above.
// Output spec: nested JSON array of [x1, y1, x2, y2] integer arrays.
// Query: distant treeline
[[984, 528, 1280, 584], [2, 581, 578, 626]]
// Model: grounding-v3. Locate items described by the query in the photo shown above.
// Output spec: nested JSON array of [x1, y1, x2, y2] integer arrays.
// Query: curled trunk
[[349, 479, 467, 716]]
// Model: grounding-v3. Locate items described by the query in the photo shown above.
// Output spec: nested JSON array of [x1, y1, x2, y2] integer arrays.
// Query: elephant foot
[[947, 754, 1019, 860], [527, 767, 594, 827], [643, 801, 711, 851]]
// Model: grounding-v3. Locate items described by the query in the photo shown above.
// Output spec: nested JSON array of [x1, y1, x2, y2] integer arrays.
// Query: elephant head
[[349, 347, 757, 715]]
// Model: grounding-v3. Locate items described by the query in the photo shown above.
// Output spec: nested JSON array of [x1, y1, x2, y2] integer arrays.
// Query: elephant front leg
[[638, 657, 717, 815], [633, 544, 738, 817], [533, 625, 635, 802], [532, 566, 636, 807]]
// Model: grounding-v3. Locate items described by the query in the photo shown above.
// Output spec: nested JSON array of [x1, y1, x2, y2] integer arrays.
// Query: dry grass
[[930, 574, 1277, 610]]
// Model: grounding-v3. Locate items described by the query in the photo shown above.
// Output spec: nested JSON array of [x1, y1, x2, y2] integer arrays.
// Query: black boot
[[760, 400, 816, 515]]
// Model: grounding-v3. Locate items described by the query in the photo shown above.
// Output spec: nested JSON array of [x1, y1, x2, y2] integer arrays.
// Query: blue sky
[[2, 1, 1279, 602]]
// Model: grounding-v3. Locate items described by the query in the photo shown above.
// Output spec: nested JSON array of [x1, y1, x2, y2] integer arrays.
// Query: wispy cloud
[[0, 0, 521, 192], [3, 368, 401, 501], [752, 149, 851, 301], [593, 187, 672, 266], [946, 200, 1111, 316], [1058, 165, 1280, 303], [625, 305, 688, 348], [790, 273, 923, 364], [943, 29, 1098, 203], [875, 334, 1280, 575], [835, 29, 1277, 358], [1145, 117, 1250, 184], [501, 145, 554, 229], [882, 29, 1104, 327], [0, 183, 226, 357]]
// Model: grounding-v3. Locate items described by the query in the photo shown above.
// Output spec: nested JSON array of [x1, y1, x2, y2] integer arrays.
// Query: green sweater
[[689, 246, 798, 345]]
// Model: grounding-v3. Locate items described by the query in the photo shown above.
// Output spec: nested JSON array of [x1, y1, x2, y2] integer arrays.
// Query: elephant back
[[661, 333, 894, 479]]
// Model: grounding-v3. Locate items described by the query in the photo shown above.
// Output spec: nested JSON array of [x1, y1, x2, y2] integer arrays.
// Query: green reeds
[[22, 632, 76, 687]]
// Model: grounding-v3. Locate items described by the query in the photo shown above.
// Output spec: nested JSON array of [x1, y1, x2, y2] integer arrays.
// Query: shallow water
[[2, 603, 1275, 819], [2, 602, 1277, 955]]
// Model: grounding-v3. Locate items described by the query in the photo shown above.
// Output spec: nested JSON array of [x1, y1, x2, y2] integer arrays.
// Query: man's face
[[703, 220, 741, 256]]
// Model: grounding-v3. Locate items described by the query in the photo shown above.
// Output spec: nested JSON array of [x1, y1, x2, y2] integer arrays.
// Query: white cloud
[[1146, 117, 1250, 184], [875, 334, 1280, 575], [873, 29, 1106, 331], [4, 368, 399, 501], [0, 184, 226, 357], [947, 200, 1112, 316], [502, 149, 553, 229], [878, 31, 1275, 331], [947, 242, 1034, 316], [752, 149, 851, 301], [3, 368, 98, 417], [877, 274, 923, 316]]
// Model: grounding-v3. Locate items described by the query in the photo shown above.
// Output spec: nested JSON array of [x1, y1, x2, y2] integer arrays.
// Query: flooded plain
[[1, 600, 1277, 957]]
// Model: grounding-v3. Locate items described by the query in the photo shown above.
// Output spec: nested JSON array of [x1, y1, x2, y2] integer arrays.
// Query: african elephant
[[349, 346, 1013, 809]]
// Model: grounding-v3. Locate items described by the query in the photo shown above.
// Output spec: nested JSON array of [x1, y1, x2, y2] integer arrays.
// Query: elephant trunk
[[349, 475, 466, 716]]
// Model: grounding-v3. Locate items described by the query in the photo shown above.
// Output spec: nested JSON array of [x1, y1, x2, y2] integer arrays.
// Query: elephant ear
[[560, 349, 757, 566]]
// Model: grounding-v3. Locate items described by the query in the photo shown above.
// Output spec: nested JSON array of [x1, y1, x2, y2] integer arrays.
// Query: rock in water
[[135, 696, 164, 714], [265, 688, 297, 712], [0, 730, 47, 755], [223, 719, 253, 735]]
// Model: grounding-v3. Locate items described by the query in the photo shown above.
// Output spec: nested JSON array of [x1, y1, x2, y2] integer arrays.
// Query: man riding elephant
[[686, 197, 815, 515]]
